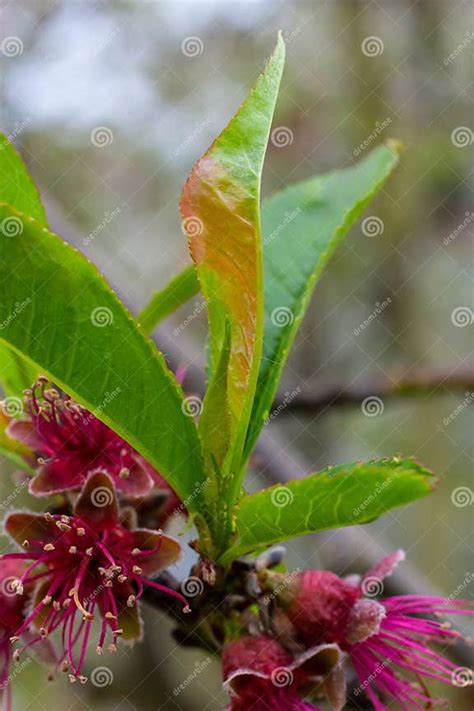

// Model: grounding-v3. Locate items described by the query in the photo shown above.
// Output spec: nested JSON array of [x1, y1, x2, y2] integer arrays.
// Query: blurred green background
[[0, 0, 472, 709]]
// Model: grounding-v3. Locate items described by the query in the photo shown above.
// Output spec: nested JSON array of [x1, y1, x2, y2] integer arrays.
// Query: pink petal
[[6, 419, 42, 451], [4, 511, 56, 546], [131, 529, 181, 575], [362, 550, 405, 588]]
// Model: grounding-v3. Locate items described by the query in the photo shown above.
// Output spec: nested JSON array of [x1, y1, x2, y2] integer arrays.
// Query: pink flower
[[222, 634, 341, 710], [1, 471, 188, 682], [6, 377, 177, 503], [275, 551, 473, 709]]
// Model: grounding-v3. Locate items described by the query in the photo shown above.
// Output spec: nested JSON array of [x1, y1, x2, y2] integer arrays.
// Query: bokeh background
[[0, 0, 472, 709]]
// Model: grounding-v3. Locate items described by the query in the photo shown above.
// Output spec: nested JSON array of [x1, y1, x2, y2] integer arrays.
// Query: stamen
[[72, 589, 93, 620]]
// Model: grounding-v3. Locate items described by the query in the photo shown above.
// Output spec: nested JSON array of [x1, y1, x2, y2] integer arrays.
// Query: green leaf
[[0, 342, 37, 396], [0, 135, 47, 224], [0, 134, 48, 395], [198, 323, 232, 472], [244, 141, 401, 460], [0, 203, 206, 513], [180, 35, 285, 484], [220, 458, 434, 564], [137, 265, 200, 333]]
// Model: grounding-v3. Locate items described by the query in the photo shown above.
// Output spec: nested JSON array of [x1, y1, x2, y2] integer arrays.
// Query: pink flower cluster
[[0, 378, 187, 709], [222, 551, 473, 710]]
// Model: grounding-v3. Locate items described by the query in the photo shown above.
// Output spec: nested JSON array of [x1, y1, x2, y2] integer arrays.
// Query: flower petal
[[74, 471, 118, 529], [131, 529, 181, 575], [117, 456, 154, 498], [362, 550, 405, 586], [6, 419, 40, 453], [345, 599, 386, 644], [292, 642, 342, 680], [29, 458, 84, 496], [322, 663, 347, 711], [4, 511, 56, 546]]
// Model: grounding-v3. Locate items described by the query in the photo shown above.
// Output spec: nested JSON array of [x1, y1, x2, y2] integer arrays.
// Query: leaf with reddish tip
[[180, 35, 285, 484], [74, 471, 119, 529]]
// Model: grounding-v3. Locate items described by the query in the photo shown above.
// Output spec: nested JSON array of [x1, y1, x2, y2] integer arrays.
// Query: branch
[[272, 366, 474, 414]]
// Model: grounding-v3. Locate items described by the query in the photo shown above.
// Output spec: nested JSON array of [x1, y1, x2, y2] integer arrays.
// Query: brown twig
[[272, 366, 474, 415]]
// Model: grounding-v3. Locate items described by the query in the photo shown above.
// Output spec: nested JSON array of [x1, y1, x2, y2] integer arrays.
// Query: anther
[[56, 522, 71, 532]]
